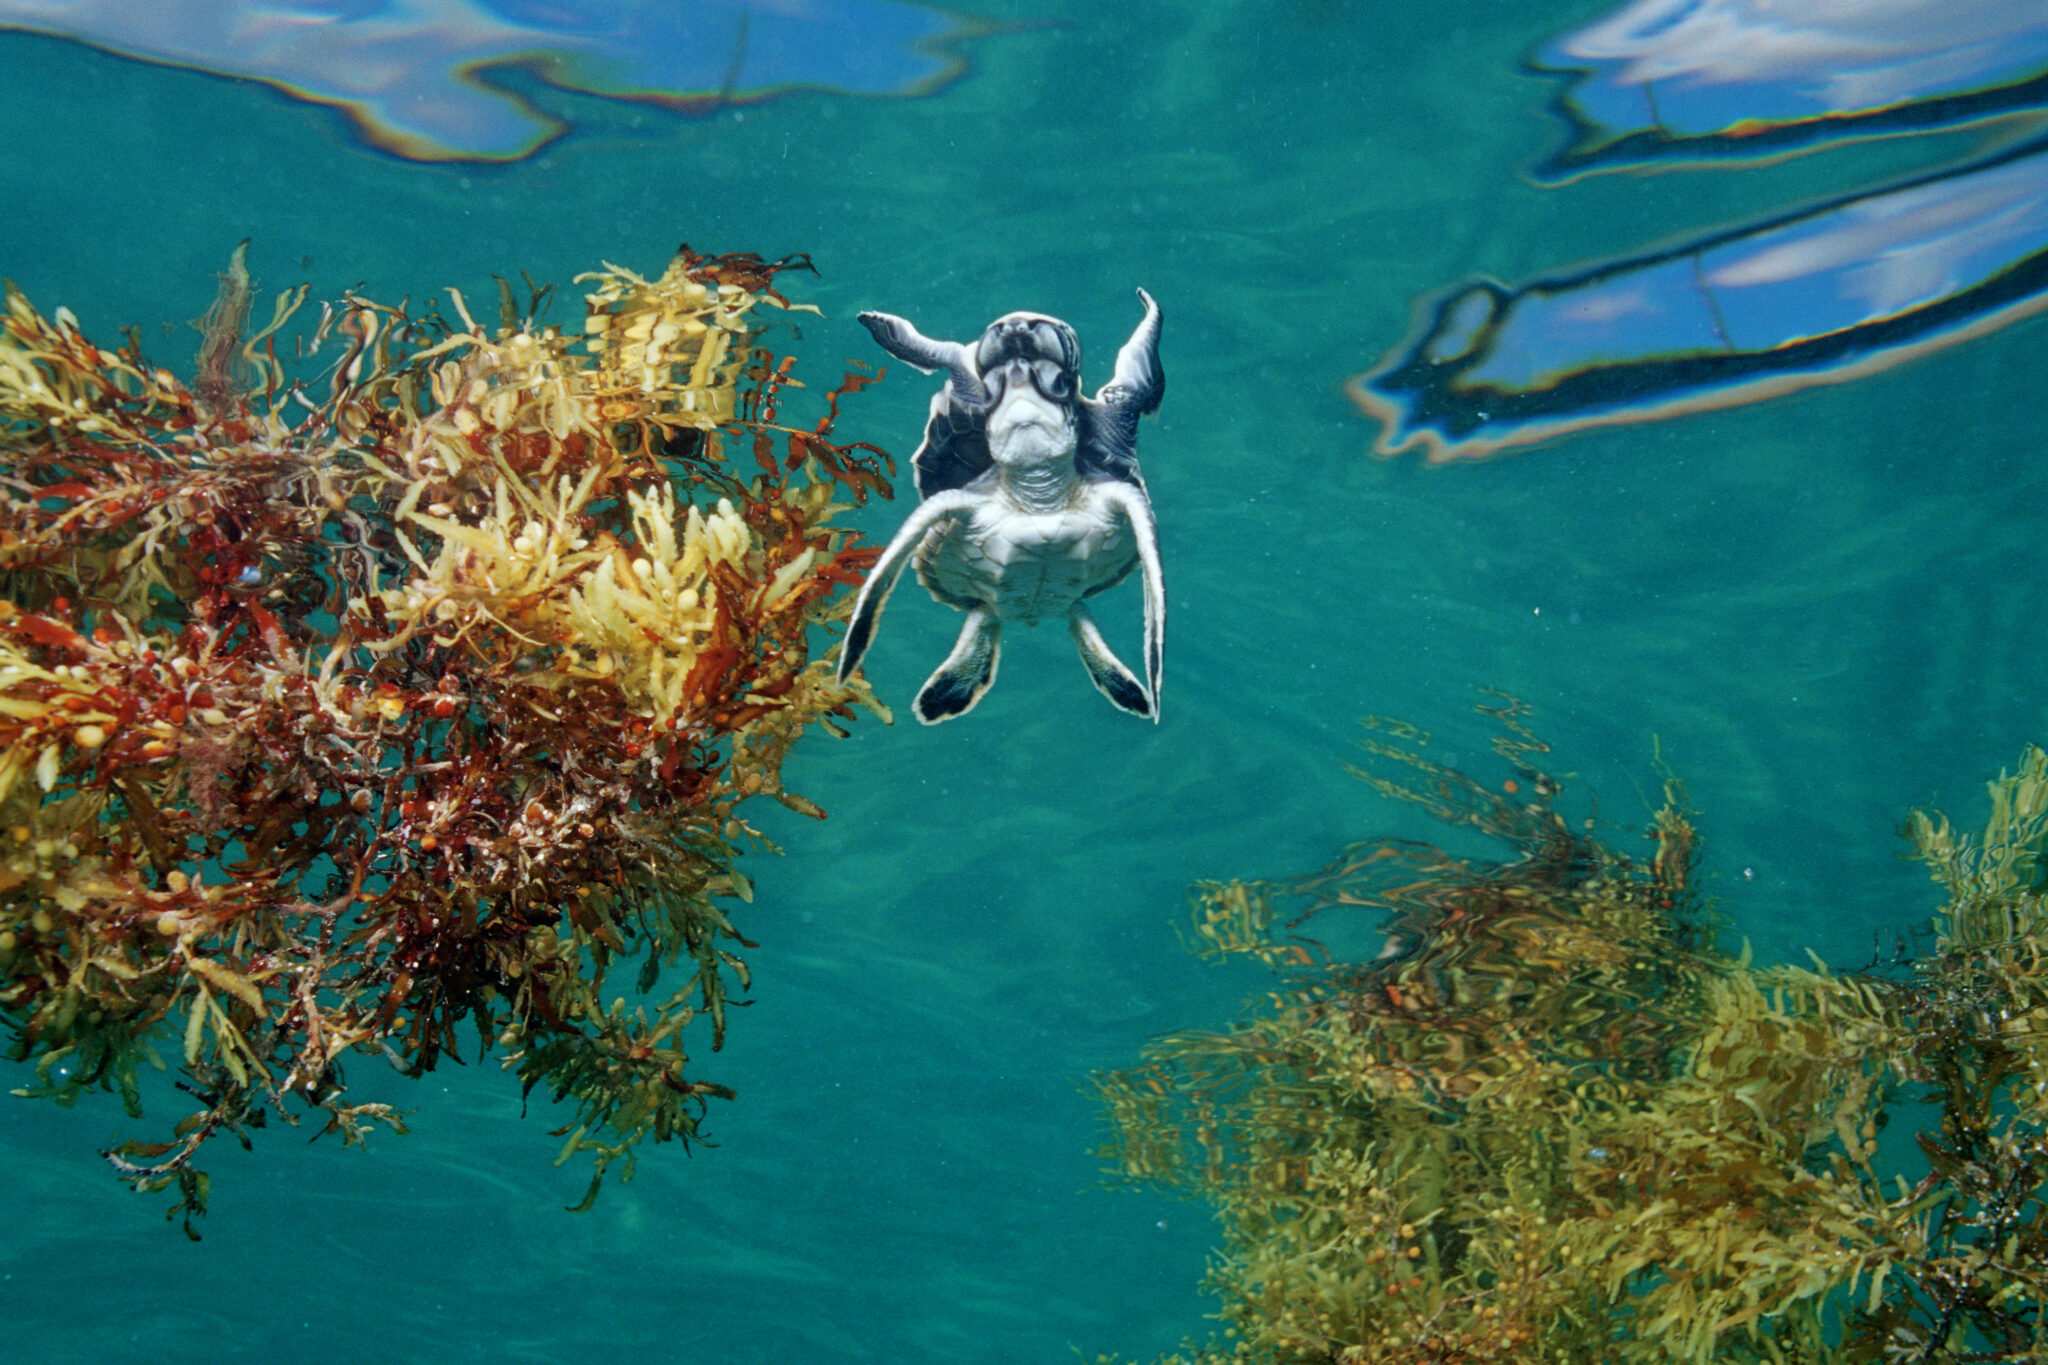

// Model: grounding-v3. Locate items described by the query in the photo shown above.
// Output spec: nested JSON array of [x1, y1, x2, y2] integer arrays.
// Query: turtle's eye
[[1032, 360, 1074, 400], [978, 328, 1027, 370], [1032, 320, 1078, 368]]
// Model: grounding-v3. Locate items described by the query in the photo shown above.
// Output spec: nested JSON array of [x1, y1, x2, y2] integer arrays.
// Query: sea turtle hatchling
[[836, 291, 1165, 724]]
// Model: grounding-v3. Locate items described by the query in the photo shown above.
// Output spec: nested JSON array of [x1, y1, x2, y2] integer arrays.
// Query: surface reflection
[[1534, 0, 2048, 179], [0, 0, 982, 162], [1356, 0, 2048, 463]]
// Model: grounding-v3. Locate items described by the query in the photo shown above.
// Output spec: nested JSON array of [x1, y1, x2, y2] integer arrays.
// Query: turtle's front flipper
[[1098, 289, 1163, 417], [1079, 291, 1163, 484], [915, 607, 1002, 724], [1097, 483, 1166, 723], [858, 312, 985, 403], [1069, 603, 1151, 718], [837, 491, 976, 687]]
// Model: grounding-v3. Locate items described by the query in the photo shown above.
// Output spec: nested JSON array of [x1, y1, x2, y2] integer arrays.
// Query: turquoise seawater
[[4, 2, 2046, 1361]]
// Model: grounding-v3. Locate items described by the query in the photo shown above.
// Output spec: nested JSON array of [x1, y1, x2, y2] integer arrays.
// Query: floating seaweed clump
[[1098, 699, 2048, 1364], [0, 242, 895, 1234]]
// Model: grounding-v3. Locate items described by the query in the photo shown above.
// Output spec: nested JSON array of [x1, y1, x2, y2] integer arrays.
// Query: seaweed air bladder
[[0, 241, 895, 1234]]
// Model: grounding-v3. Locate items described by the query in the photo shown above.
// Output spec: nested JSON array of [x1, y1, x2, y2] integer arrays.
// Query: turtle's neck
[[999, 459, 1076, 513], [988, 390, 1078, 513]]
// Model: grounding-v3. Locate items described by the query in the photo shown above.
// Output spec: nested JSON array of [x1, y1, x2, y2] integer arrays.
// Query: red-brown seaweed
[[0, 243, 894, 1233]]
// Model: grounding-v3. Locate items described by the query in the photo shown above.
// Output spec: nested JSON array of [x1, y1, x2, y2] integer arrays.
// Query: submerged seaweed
[[0, 242, 895, 1233], [1099, 698, 2048, 1363]]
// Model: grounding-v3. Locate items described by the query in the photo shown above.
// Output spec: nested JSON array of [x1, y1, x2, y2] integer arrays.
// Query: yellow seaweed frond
[[0, 242, 895, 1234], [1100, 705, 2048, 1365]]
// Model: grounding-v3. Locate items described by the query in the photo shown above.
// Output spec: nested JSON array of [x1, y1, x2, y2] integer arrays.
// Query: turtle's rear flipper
[[915, 608, 1002, 724], [1069, 603, 1153, 719]]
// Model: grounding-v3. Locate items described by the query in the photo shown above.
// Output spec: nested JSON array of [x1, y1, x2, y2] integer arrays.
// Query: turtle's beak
[[977, 315, 1080, 372]]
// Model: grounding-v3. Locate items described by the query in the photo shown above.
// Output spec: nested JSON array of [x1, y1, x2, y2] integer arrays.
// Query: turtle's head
[[976, 312, 1080, 407]]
